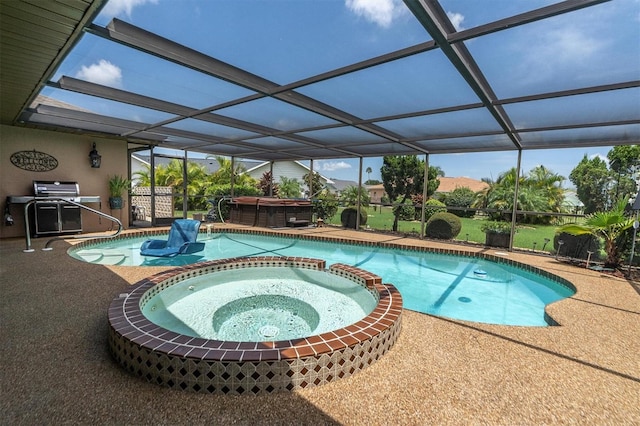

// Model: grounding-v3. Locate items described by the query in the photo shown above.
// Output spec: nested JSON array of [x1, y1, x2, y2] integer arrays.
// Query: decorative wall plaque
[[10, 150, 58, 172]]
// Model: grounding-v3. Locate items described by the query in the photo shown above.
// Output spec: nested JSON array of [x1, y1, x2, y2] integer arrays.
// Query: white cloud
[[590, 153, 608, 163], [547, 27, 603, 62], [75, 60, 123, 87], [345, 0, 406, 28], [516, 24, 605, 83], [446, 11, 465, 31], [101, 0, 158, 18], [321, 161, 352, 172]]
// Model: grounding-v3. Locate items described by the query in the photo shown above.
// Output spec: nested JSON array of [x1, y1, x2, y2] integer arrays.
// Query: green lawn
[[327, 206, 560, 253], [180, 205, 561, 253]]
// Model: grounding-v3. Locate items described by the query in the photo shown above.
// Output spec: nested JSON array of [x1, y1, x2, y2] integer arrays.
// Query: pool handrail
[[21, 198, 123, 252]]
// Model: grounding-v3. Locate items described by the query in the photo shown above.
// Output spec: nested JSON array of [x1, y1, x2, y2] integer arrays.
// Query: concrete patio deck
[[1, 224, 638, 425]]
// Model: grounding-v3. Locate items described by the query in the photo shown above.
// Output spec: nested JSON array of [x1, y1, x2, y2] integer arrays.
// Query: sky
[[153, 145, 612, 189], [41, 0, 639, 188], [310, 146, 613, 186]]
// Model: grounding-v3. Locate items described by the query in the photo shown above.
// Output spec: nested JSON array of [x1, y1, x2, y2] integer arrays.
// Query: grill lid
[[33, 181, 80, 196]]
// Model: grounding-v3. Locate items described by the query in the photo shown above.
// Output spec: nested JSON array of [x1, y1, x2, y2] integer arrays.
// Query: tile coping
[[107, 255, 403, 394]]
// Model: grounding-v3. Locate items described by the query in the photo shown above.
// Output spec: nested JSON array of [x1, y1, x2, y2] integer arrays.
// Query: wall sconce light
[[89, 142, 102, 168]]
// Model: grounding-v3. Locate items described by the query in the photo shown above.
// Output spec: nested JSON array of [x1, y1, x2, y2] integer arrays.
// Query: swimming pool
[[71, 230, 575, 326]]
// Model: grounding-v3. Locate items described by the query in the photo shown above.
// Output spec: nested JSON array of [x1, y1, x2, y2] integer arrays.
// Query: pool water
[[141, 267, 376, 341], [71, 232, 575, 326]]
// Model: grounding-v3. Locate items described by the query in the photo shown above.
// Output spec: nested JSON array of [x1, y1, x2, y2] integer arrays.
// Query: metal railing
[[22, 198, 123, 252]]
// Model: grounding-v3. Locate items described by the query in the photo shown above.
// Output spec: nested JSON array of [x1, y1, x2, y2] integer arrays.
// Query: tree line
[[376, 145, 638, 231], [133, 146, 639, 228]]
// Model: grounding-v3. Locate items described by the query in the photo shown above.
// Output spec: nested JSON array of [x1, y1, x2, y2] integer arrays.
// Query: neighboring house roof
[[366, 184, 385, 190], [435, 177, 489, 193], [31, 94, 92, 112], [133, 155, 261, 174], [366, 184, 386, 203], [132, 154, 149, 167], [562, 190, 584, 208], [328, 178, 359, 192], [244, 160, 334, 186]]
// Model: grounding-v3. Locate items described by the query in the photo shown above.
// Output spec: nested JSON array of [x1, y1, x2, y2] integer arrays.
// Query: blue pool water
[[70, 232, 575, 326], [141, 267, 376, 341]]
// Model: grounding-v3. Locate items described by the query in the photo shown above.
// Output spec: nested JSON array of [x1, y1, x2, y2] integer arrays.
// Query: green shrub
[[313, 191, 339, 221], [341, 206, 368, 229], [444, 187, 476, 218], [393, 197, 415, 221], [424, 198, 447, 221], [554, 231, 601, 260], [411, 194, 424, 220], [425, 212, 462, 240], [480, 221, 512, 234]]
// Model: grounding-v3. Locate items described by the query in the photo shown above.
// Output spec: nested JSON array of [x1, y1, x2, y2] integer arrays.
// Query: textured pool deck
[[1, 223, 639, 425]]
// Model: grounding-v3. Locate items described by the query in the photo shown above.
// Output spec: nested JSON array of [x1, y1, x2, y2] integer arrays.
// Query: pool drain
[[259, 325, 280, 338]]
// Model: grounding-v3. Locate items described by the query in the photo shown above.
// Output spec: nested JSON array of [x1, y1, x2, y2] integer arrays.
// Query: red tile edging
[[108, 256, 402, 394]]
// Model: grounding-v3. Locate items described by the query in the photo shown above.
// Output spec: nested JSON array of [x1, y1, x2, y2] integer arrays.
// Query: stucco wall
[[0, 125, 129, 239], [367, 184, 385, 204]]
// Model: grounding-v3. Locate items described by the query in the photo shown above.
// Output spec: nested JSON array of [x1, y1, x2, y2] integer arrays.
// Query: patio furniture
[[140, 219, 204, 257]]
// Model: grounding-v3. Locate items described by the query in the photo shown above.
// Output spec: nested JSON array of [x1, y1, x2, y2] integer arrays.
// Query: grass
[[327, 206, 560, 253], [178, 205, 561, 253]]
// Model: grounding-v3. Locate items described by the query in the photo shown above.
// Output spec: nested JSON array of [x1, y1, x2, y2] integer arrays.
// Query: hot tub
[[228, 197, 313, 227], [108, 256, 402, 394]]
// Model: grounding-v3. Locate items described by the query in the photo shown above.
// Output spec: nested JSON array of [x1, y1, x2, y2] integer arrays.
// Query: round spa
[[108, 256, 402, 395]]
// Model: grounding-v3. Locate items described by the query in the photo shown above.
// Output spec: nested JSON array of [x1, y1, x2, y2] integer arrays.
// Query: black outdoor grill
[[31, 180, 84, 236], [7, 181, 101, 237]]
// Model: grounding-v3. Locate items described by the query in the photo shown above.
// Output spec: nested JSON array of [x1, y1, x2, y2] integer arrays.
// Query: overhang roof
[[1, 0, 638, 162], [0, 0, 105, 126]]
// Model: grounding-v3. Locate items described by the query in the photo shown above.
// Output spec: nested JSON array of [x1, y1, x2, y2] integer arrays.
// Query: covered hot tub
[[229, 197, 312, 228]]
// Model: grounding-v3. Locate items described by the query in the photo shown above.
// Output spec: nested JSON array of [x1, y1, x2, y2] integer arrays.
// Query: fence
[[131, 186, 173, 221]]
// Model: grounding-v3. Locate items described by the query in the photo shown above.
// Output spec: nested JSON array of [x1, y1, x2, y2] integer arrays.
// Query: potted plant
[[108, 175, 130, 209], [557, 199, 633, 268], [481, 221, 512, 248]]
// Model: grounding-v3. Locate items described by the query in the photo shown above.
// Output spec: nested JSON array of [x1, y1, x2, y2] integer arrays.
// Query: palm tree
[[365, 167, 372, 183], [473, 167, 565, 224], [528, 165, 565, 214], [133, 160, 210, 210], [340, 185, 370, 207], [278, 176, 302, 198], [132, 166, 151, 187], [472, 176, 495, 210], [557, 199, 634, 268], [207, 156, 255, 186]]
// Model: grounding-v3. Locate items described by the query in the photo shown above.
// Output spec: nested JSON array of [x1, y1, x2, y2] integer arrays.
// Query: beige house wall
[[367, 184, 386, 204], [0, 125, 129, 238]]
